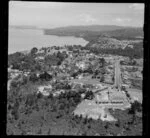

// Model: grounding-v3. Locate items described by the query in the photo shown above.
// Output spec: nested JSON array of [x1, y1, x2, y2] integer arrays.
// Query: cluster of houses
[[8, 67, 30, 80], [121, 65, 143, 89], [8, 45, 142, 121], [72, 57, 142, 121], [36, 84, 66, 97], [90, 37, 142, 50]]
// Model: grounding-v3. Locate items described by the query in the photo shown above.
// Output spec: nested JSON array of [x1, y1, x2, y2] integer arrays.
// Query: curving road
[[7, 75, 18, 91], [7, 78, 14, 91]]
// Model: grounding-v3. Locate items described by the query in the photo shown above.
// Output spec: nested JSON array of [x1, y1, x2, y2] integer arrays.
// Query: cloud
[[114, 18, 131, 23], [78, 14, 97, 23], [9, 1, 68, 9], [129, 3, 144, 10], [113, 18, 132, 26]]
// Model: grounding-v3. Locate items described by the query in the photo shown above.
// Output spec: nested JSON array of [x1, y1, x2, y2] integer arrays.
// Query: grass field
[[73, 100, 117, 121]]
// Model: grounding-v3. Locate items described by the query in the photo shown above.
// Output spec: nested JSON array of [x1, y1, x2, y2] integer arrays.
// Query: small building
[[122, 84, 130, 88], [94, 88, 109, 103], [35, 56, 44, 60], [37, 85, 52, 96], [78, 74, 83, 79], [37, 49, 45, 54], [53, 90, 65, 97], [81, 93, 86, 98]]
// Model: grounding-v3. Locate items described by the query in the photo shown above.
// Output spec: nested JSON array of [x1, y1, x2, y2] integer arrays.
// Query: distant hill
[[44, 25, 143, 41], [86, 37, 143, 49], [9, 25, 39, 30], [44, 25, 126, 38], [45, 25, 126, 32], [103, 28, 143, 40]]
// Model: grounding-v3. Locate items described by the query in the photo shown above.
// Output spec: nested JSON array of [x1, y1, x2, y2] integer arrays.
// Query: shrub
[[128, 101, 142, 114], [21, 76, 28, 85], [37, 92, 43, 99], [30, 47, 38, 55], [39, 72, 52, 81], [11, 80, 19, 88], [25, 93, 37, 107], [29, 73, 38, 82], [84, 91, 94, 100]]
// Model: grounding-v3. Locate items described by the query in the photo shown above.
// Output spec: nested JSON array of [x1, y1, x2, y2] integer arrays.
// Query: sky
[[9, 1, 144, 28]]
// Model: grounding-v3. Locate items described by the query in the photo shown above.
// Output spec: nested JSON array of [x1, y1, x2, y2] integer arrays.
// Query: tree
[[57, 60, 62, 66], [34, 63, 42, 71], [115, 119, 121, 127], [8, 52, 24, 68], [48, 93, 53, 99], [25, 93, 37, 107], [29, 73, 38, 82], [37, 128, 42, 134], [100, 76, 104, 82], [11, 62, 19, 69], [11, 100, 19, 120], [39, 72, 52, 81], [132, 60, 137, 65], [37, 92, 43, 99], [100, 67, 106, 74], [21, 75, 28, 85], [30, 47, 38, 55], [44, 54, 60, 66], [112, 76, 114, 82], [99, 58, 105, 67], [71, 72, 78, 78], [11, 80, 19, 88], [47, 128, 51, 135], [84, 91, 94, 100], [128, 101, 142, 114]]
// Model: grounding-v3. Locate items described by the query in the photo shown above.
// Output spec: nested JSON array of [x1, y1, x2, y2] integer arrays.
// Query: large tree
[[30, 47, 38, 56]]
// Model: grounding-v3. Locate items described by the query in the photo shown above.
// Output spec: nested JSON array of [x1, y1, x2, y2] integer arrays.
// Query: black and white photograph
[[7, 1, 144, 136]]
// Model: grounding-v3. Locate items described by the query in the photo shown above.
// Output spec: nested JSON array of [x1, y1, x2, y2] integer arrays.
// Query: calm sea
[[8, 28, 88, 54]]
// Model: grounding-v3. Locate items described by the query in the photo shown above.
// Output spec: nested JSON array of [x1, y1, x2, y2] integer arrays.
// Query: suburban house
[[37, 85, 52, 96]]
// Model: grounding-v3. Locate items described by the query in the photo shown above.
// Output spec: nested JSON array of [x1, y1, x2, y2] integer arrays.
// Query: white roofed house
[[122, 84, 130, 88], [94, 88, 109, 103], [35, 56, 44, 60], [23, 71, 30, 77], [53, 90, 65, 97], [104, 74, 113, 84], [76, 61, 86, 70], [78, 74, 83, 79], [37, 49, 45, 54], [37, 85, 52, 96]]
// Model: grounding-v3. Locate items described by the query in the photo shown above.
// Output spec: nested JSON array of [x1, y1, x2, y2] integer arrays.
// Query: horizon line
[[9, 24, 143, 29]]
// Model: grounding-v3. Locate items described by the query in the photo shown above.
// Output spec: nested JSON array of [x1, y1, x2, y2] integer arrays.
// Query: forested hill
[[44, 25, 143, 41], [44, 25, 125, 32], [103, 28, 143, 40], [9, 25, 39, 30]]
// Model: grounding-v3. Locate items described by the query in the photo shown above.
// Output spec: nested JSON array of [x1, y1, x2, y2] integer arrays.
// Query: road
[[114, 58, 121, 89], [7, 79, 12, 91], [113, 59, 142, 103], [7, 75, 18, 91]]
